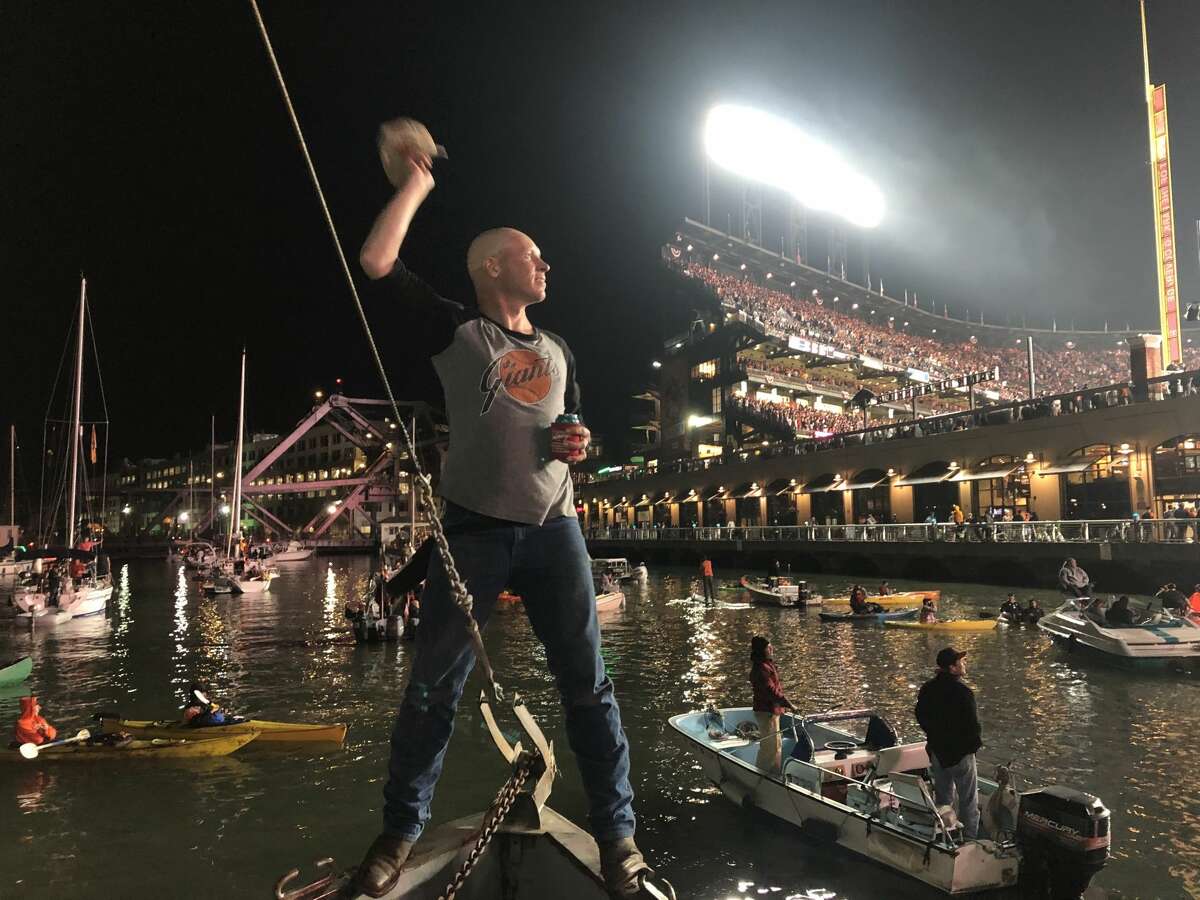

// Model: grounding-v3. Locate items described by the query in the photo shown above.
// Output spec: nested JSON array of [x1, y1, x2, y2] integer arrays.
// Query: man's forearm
[[360, 182, 429, 280]]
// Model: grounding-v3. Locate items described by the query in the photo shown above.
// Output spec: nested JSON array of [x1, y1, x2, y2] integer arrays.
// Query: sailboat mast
[[227, 350, 247, 557], [66, 279, 87, 549], [9, 425, 14, 530]]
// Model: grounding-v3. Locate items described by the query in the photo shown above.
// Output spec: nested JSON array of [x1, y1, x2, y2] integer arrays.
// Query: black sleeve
[[371, 259, 467, 360], [962, 686, 982, 750], [385, 538, 436, 597], [544, 331, 581, 415]]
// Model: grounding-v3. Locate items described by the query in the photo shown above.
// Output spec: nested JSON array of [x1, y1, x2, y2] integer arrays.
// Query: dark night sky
[[2, 1, 1198, 469]]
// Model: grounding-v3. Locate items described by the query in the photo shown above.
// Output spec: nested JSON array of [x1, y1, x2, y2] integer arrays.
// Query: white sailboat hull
[[14, 579, 112, 620]]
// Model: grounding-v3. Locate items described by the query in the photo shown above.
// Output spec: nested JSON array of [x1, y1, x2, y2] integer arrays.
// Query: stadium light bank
[[704, 104, 884, 228]]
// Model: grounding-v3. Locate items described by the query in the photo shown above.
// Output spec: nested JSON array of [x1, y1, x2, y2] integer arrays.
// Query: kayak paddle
[[20, 728, 91, 760]]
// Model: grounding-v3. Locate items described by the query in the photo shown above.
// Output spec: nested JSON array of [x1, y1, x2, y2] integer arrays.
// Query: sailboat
[[202, 351, 276, 596], [14, 279, 114, 621]]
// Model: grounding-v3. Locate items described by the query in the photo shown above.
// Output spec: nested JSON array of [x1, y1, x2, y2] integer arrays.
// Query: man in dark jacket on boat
[[915, 647, 981, 839], [353, 136, 646, 897]]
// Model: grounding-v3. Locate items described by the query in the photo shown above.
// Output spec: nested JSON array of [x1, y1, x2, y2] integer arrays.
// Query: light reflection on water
[[1, 561, 1197, 897]]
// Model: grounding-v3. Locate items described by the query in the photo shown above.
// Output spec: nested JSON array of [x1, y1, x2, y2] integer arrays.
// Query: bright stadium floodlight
[[704, 104, 884, 228]]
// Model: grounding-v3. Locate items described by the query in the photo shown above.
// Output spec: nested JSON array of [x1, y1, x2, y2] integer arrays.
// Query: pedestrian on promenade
[[354, 136, 648, 897], [915, 647, 981, 839], [749, 635, 794, 775], [700, 556, 715, 601]]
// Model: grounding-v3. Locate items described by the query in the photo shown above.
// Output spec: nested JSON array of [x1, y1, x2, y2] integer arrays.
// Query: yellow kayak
[[7, 731, 258, 761], [97, 715, 347, 745], [884, 619, 998, 632], [823, 590, 940, 609]]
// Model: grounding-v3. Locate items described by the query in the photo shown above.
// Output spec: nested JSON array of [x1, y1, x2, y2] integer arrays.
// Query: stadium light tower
[[704, 104, 885, 229]]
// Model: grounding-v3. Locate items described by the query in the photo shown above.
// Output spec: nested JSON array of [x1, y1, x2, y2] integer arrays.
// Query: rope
[[245, 0, 500, 697]]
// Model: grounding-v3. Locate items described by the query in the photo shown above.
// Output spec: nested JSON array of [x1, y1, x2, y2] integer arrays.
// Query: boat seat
[[879, 773, 961, 842]]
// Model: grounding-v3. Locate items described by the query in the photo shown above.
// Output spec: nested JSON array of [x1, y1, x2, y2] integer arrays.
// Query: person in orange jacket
[[14, 696, 57, 746], [700, 557, 715, 601]]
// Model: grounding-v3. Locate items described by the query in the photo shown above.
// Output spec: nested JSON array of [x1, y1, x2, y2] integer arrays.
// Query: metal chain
[[246, 0, 499, 697], [439, 759, 532, 900]]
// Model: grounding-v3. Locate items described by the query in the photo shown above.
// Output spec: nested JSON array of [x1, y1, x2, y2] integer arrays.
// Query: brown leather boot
[[353, 833, 416, 898], [598, 836, 649, 897]]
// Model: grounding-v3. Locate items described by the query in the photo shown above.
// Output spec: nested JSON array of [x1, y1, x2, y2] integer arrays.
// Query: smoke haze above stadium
[[2, 0, 1197, 461]]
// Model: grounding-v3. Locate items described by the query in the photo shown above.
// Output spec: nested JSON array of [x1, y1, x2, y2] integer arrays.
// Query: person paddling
[[182, 684, 229, 728], [14, 696, 57, 747]]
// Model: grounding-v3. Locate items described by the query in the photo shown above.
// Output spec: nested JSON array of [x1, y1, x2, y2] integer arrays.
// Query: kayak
[[6, 731, 258, 762], [819, 608, 919, 623], [96, 715, 348, 745], [885, 619, 999, 633], [0, 656, 33, 686], [823, 590, 939, 608]]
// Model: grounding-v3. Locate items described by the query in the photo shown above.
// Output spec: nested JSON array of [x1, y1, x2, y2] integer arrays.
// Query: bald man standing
[[354, 151, 647, 897]]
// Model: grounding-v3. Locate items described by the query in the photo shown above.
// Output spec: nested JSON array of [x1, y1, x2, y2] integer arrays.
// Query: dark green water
[[2, 560, 1197, 899]]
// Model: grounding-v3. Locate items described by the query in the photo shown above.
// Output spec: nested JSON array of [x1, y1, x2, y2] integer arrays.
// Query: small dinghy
[[275, 694, 675, 900], [670, 706, 1109, 896], [818, 607, 919, 623], [1037, 599, 1200, 666]]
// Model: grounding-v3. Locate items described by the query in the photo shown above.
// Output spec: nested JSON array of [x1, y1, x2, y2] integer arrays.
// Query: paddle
[[20, 728, 90, 759]]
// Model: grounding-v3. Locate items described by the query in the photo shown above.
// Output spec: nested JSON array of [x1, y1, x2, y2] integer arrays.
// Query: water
[[2, 560, 1197, 899]]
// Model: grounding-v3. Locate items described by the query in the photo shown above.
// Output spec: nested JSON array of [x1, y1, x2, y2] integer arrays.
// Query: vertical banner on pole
[[1148, 84, 1182, 366]]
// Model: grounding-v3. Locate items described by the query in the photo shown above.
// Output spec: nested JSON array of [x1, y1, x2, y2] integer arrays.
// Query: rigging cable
[[245, 0, 501, 698], [85, 295, 112, 527]]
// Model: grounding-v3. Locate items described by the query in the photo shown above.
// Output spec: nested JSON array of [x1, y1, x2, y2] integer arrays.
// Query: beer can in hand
[[550, 413, 583, 462]]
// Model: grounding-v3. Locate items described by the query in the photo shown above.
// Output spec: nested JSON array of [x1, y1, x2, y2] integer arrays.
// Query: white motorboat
[[231, 567, 278, 595], [1037, 600, 1200, 666], [671, 706, 1110, 897], [738, 575, 812, 607], [590, 557, 646, 584], [266, 540, 315, 563]]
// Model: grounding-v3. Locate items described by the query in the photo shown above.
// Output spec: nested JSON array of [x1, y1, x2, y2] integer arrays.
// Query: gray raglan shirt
[[374, 261, 579, 525]]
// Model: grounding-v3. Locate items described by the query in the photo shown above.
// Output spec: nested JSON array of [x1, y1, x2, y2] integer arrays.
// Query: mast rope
[[246, 0, 501, 698]]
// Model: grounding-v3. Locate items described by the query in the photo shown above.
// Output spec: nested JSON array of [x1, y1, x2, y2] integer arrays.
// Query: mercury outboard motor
[[1017, 786, 1110, 898]]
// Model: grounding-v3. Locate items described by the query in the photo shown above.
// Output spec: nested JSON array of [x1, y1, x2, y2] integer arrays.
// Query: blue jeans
[[929, 752, 979, 839], [382, 505, 636, 843]]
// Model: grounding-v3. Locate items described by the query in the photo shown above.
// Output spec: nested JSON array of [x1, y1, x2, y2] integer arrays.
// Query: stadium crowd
[[673, 261, 1197, 402]]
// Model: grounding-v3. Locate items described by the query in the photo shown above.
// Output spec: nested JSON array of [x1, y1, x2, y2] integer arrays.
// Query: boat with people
[[590, 557, 648, 584], [13, 548, 113, 621], [819, 608, 919, 623], [0, 656, 33, 686], [822, 589, 940, 609], [670, 706, 1110, 896], [885, 619, 999, 633], [1037, 599, 1200, 666], [739, 575, 811, 607], [7, 731, 259, 762], [95, 713, 347, 745]]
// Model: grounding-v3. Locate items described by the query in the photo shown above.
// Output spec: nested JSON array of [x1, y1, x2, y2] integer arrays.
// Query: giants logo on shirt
[[479, 349, 557, 415]]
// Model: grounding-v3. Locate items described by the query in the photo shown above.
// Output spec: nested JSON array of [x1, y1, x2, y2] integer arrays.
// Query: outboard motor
[[1017, 786, 1110, 898]]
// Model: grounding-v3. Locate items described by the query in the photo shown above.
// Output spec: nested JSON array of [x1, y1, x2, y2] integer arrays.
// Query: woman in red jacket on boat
[[14, 696, 57, 746], [749, 636, 794, 775]]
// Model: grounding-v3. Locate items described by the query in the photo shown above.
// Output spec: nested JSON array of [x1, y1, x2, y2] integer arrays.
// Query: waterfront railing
[[588, 519, 1199, 545]]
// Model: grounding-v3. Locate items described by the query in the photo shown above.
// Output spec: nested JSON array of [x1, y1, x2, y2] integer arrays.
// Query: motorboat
[[231, 567, 278, 595], [818, 607, 919, 623], [739, 575, 811, 607], [595, 590, 625, 613], [275, 694, 675, 900], [180, 541, 219, 570], [590, 557, 647, 584], [1037, 599, 1200, 666], [670, 706, 1109, 897], [266, 540, 316, 563]]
